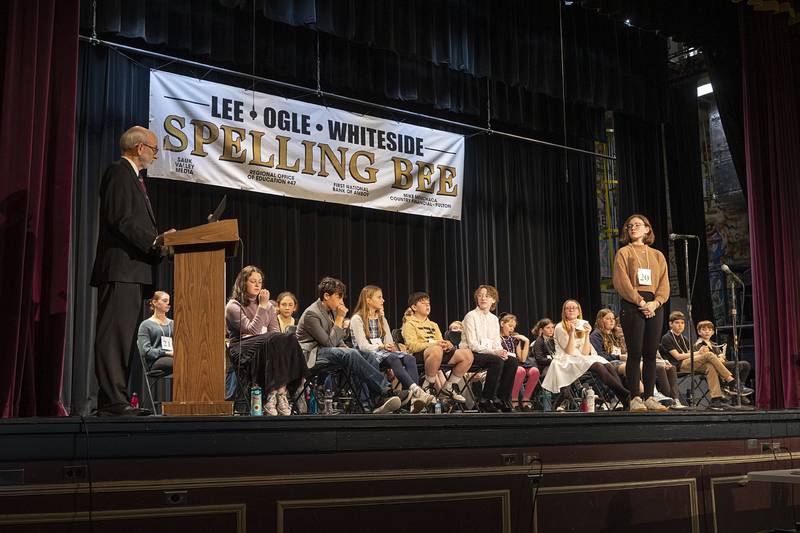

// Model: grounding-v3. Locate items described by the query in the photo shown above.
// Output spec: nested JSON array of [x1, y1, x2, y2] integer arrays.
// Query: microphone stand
[[681, 237, 698, 408], [727, 275, 753, 411]]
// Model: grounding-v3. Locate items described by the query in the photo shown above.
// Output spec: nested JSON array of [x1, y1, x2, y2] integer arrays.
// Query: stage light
[[624, 19, 632, 26], [697, 83, 714, 97]]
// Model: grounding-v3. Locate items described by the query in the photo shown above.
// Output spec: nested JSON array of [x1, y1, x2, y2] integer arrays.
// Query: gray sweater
[[296, 299, 347, 368], [137, 317, 173, 366]]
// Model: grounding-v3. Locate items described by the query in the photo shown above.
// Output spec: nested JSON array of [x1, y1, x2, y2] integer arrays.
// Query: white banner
[[148, 71, 465, 219]]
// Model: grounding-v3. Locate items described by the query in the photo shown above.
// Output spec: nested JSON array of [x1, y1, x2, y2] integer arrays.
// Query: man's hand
[[155, 228, 177, 247], [336, 303, 348, 318]]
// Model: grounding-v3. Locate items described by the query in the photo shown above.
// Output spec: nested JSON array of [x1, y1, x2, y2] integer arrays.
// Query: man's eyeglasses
[[141, 143, 159, 155]]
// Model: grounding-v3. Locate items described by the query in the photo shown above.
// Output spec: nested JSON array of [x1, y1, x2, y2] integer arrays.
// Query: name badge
[[637, 268, 652, 285], [369, 338, 383, 346], [161, 336, 173, 352]]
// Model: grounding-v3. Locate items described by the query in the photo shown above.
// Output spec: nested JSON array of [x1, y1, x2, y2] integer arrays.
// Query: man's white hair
[[119, 126, 153, 152]]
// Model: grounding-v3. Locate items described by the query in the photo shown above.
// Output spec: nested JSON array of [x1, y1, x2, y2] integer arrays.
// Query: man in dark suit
[[91, 126, 173, 416]]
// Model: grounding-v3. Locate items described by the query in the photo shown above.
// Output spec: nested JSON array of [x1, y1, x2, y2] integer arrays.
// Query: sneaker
[[410, 397, 427, 414], [629, 396, 647, 413], [373, 394, 402, 414], [393, 389, 412, 407], [411, 385, 435, 406], [276, 392, 292, 416], [708, 397, 729, 411], [644, 396, 669, 412], [670, 399, 688, 410], [439, 385, 466, 403], [264, 391, 278, 416], [722, 380, 753, 396], [411, 387, 436, 413]]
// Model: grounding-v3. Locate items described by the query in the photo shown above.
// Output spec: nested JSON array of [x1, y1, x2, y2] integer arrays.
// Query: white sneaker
[[264, 391, 278, 416], [276, 392, 292, 416], [440, 385, 466, 403], [644, 396, 668, 412], [412, 386, 435, 406], [373, 395, 401, 414], [670, 399, 687, 409], [629, 396, 647, 412]]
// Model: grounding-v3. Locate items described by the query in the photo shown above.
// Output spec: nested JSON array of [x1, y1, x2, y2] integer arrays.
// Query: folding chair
[[677, 371, 711, 407], [137, 350, 172, 415], [292, 363, 370, 414]]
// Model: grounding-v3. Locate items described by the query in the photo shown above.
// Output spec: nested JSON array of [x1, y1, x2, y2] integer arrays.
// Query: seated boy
[[659, 311, 741, 410], [460, 285, 519, 413], [401, 292, 473, 403], [296, 277, 405, 414], [694, 320, 753, 399]]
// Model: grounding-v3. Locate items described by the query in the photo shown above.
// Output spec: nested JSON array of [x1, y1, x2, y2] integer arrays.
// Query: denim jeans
[[316, 347, 389, 397]]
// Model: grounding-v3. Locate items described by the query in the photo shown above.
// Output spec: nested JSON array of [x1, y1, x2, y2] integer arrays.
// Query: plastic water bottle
[[250, 386, 263, 416], [434, 400, 442, 414], [324, 390, 334, 415], [130, 393, 139, 408], [307, 388, 318, 414], [582, 387, 596, 413]]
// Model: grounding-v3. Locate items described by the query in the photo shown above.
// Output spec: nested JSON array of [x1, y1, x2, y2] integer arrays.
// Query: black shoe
[[477, 399, 499, 413], [708, 397, 729, 411], [722, 381, 753, 396], [494, 399, 512, 413], [97, 405, 152, 417]]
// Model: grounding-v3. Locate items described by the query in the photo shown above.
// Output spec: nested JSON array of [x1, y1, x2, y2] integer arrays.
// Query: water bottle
[[250, 386, 263, 416], [434, 400, 442, 414], [541, 390, 552, 412], [323, 390, 334, 415], [582, 387, 596, 413], [130, 392, 139, 408], [307, 388, 318, 414]]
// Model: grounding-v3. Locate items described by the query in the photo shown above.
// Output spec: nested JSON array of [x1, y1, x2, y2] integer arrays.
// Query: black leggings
[[656, 364, 679, 399], [589, 362, 630, 403], [620, 292, 664, 399]]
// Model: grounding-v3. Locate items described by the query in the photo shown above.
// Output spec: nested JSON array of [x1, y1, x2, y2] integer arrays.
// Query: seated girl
[[531, 318, 556, 379], [225, 266, 307, 416], [350, 285, 432, 414], [541, 300, 630, 410], [591, 309, 678, 410], [500, 314, 540, 411], [276, 291, 298, 333], [137, 291, 174, 374]]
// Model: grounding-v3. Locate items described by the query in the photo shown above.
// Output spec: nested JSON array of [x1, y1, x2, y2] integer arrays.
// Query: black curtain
[[664, 82, 713, 323], [615, 113, 669, 251], [68, 44, 601, 414]]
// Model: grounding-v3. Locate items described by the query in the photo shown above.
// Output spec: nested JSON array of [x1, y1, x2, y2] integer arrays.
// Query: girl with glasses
[[612, 214, 670, 412]]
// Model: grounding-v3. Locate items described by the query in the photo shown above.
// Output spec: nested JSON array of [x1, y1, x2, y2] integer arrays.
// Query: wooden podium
[[161, 219, 239, 416]]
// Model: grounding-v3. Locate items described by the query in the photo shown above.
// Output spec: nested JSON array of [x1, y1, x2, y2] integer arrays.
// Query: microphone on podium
[[721, 263, 745, 285], [669, 233, 698, 241]]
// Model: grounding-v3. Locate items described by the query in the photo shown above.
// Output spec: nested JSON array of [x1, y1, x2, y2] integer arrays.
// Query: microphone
[[669, 233, 698, 240], [721, 263, 744, 285]]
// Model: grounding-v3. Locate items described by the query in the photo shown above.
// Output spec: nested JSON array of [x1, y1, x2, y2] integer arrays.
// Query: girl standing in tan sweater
[[612, 214, 670, 413]]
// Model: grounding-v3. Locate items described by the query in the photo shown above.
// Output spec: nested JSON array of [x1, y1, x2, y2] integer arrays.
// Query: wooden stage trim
[[1, 411, 799, 533]]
